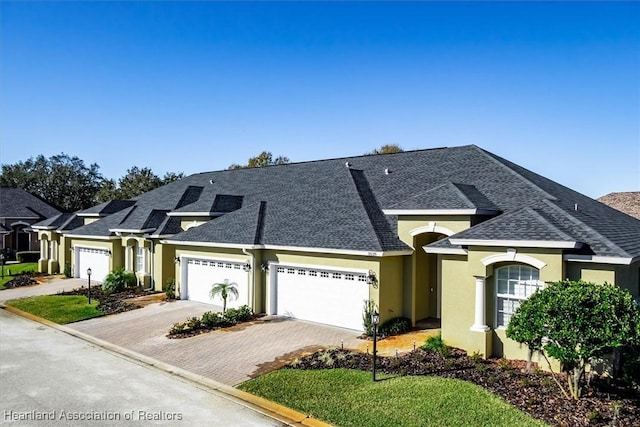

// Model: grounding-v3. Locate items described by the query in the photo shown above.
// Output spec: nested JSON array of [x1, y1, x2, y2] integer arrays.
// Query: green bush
[[421, 333, 451, 357], [16, 251, 40, 263], [379, 317, 412, 337], [63, 263, 72, 278], [165, 278, 176, 299], [362, 299, 377, 337], [101, 268, 137, 293], [223, 305, 253, 323], [185, 316, 202, 330], [169, 322, 186, 335], [201, 311, 223, 328]]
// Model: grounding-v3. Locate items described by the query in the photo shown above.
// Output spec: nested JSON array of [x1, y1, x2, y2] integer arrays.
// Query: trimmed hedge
[[16, 251, 40, 263]]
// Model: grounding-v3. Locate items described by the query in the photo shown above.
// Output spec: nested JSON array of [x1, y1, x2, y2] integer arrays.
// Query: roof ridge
[[449, 182, 478, 209], [349, 168, 394, 251], [537, 199, 631, 257], [187, 145, 467, 175], [521, 205, 575, 242], [472, 146, 558, 202]]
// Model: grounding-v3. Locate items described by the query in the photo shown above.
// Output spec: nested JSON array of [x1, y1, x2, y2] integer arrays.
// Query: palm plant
[[209, 279, 239, 313]]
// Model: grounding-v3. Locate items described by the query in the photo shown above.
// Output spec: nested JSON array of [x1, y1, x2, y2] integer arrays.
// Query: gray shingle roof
[[0, 188, 62, 219], [58, 145, 640, 260]]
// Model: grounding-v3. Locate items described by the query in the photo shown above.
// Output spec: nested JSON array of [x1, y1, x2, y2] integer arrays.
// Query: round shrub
[[101, 268, 137, 293]]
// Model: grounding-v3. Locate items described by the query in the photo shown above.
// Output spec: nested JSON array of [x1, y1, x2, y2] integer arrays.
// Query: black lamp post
[[372, 310, 379, 382], [87, 268, 92, 304], [0, 253, 4, 279]]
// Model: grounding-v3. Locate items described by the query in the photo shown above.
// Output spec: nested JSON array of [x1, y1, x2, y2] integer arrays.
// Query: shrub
[[169, 322, 186, 335], [378, 317, 412, 338], [421, 333, 451, 357], [223, 305, 253, 323], [16, 251, 40, 263], [63, 263, 72, 278], [506, 280, 640, 400], [165, 278, 176, 299], [362, 299, 377, 337], [185, 316, 202, 330], [201, 311, 222, 328], [101, 268, 137, 293]]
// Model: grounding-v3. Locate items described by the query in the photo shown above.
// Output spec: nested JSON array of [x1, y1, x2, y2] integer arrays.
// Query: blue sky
[[1, 1, 638, 198]]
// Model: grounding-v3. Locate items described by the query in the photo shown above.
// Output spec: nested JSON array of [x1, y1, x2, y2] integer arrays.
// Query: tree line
[[1, 145, 404, 212]]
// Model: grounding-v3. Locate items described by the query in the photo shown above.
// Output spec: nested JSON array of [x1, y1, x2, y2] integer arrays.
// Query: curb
[[1, 303, 334, 427]]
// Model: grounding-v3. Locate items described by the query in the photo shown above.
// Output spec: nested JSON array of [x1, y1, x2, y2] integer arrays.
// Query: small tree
[[209, 279, 239, 313], [507, 280, 640, 400]]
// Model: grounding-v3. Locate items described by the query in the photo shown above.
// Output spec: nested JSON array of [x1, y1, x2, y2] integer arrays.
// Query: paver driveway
[[68, 299, 364, 386]]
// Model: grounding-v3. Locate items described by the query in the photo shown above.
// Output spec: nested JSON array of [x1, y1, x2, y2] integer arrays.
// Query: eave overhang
[[382, 209, 499, 216], [449, 238, 583, 249]]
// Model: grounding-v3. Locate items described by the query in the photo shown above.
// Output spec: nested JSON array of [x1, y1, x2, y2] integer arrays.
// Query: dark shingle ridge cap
[[254, 201, 267, 245], [473, 146, 558, 202], [539, 199, 632, 258], [187, 145, 455, 175], [349, 169, 386, 250], [449, 202, 578, 243]]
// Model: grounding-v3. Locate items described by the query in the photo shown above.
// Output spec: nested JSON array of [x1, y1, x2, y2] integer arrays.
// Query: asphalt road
[[0, 309, 286, 426]]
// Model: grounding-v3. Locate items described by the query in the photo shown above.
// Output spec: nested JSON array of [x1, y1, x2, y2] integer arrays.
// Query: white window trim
[[494, 265, 543, 329], [136, 246, 147, 274]]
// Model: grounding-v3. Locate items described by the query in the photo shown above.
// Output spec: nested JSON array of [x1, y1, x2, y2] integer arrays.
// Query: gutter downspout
[[242, 248, 255, 311]]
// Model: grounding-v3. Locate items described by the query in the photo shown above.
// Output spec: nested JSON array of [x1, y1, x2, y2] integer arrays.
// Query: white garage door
[[76, 247, 110, 282], [274, 266, 370, 331], [184, 259, 249, 307]]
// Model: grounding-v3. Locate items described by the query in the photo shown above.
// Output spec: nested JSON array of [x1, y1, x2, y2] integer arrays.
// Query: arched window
[[496, 265, 543, 328]]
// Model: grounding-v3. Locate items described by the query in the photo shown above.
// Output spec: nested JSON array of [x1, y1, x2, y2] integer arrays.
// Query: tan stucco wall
[[378, 256, 405, 322], [152, 242, 176, 292], [440, 255, 475, 351], [396, 215, 471, 247], [440, 247, 566, 359], [565, 262, 640, 297], [179, 218, 210, 231]]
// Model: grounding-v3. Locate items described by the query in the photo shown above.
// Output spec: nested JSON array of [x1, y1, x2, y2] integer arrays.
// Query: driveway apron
[[68, 301, 363, 386]]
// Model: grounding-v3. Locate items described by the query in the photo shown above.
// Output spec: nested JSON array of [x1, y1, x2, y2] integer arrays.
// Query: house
[[598, 192, 640, 220], [0, 187, 62, 259], [34, 145, 640, 361]]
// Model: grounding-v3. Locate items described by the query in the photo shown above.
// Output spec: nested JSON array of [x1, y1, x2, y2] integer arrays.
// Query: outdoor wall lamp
[[367, 270, 378, 286], [174, 257, 180, 264], [86, 267, 92, 305], [243, 261, 252, 272], [260, 262, 269, 272]]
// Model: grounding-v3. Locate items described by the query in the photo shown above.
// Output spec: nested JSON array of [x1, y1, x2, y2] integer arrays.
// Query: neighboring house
[[34, 145, 640, 362], [0, 187, 62, 259], [598, 192, 640, 220]]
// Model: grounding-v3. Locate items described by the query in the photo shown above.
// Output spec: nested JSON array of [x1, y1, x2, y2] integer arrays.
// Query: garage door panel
[[185, 259, 249, 307], [276, 266, 369, 331], [77, 247, 110, 282]]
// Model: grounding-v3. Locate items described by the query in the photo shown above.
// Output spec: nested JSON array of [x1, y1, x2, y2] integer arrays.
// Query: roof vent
[[209, 180, 214, 185], [574, 203, 579, 211], [384, 168, 391, 175], [345, 162, 351, 168]]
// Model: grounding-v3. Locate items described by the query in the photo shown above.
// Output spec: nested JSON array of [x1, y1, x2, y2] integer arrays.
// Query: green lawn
[[239, 369, 546, 427], [6, 295, 103, 324], [0, 262, 39, 289]]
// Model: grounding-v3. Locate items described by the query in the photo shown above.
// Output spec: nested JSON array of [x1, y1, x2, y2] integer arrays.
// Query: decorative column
[[470, 276, 490, 332], [40, 239, 48, 261]]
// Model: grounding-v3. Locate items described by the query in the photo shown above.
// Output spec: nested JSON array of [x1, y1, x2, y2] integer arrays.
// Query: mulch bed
[[289, 348, 639, 426], [2, 273, 45, 289], [59, 285, 158, 316]]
